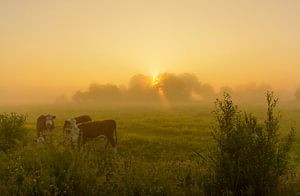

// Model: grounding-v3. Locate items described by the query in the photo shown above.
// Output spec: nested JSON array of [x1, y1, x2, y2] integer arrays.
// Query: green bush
[[204, 92, 295, 195], [0, 113, 27, 152]]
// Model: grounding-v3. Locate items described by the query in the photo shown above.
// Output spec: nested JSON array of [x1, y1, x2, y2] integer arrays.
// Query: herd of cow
[[36, 114, 118, 153]]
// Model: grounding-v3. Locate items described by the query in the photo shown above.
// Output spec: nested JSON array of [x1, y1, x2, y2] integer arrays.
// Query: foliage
[[0, 113, 27, 152], [0, 100, 299, 195], [204, 92, 295, 195]]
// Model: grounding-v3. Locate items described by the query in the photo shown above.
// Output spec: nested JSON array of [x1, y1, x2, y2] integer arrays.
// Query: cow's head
[[64, 118, 80, 143], [45, 114, 56, 130], [64, 118, 77, 131]]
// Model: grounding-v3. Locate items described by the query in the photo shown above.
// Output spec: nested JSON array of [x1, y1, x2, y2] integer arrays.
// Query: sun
[[152, 72, 161, 86]]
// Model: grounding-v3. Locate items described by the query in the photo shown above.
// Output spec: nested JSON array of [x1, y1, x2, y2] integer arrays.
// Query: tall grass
[[0, 143, 204, 195], [0, 94, 299, 195]]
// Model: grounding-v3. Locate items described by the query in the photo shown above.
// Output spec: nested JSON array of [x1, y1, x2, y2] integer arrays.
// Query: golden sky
[[1, 0, 300, 104]]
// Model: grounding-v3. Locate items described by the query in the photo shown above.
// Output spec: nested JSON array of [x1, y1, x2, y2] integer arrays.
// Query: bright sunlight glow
[[152, 72, 161, 86]]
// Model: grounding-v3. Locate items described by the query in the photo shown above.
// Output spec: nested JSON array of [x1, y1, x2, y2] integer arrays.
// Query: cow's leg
[[109, 136, 117, 154], [110, 137, 116, 147], [105, 138, 109, 149]]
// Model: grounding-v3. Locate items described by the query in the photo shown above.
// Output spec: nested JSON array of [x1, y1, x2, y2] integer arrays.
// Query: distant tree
[[128, 74, 159, 102], [295, 87, 300, 100], [55, 94, 68, 104], [73, 83, 124, 103]]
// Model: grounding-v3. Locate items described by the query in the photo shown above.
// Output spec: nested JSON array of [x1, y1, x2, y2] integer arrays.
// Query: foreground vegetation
[[0, 94, 300, 195]]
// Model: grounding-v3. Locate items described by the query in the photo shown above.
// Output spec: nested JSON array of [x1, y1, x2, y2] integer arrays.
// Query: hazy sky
[[1, 0, 300, 104]]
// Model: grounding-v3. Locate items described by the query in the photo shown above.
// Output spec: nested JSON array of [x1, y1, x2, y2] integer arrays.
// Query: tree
[[295, 87, 300, 100], [204, 92, 295, 195]]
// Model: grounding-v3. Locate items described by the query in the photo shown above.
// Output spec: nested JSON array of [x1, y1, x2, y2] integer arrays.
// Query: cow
[[79, 120, 117, 153], [65, 119, 117, 153], [36, 114, 56, 143], [63, 115, 92, 139]]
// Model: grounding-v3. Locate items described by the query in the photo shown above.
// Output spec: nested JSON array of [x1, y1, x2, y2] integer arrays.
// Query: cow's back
[[74, 115, 92, 124]]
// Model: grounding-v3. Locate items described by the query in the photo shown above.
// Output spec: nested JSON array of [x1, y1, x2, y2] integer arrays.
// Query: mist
[[1, 72, 298, 106], [70, 73, 296, 107], [72, 73, 215, 105]]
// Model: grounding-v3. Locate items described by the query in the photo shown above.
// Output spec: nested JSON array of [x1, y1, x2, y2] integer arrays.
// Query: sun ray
[[152, 72, 160, 86], [151, 72, 169, 107], [158, 87, 169, 107]]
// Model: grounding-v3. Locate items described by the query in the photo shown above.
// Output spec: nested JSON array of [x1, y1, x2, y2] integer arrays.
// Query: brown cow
[[36, 114, 56, 143], [78, 120, 117, 153]]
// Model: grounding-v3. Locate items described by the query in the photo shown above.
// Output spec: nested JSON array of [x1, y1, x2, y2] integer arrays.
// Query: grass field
[[1, 100, 300, 195]]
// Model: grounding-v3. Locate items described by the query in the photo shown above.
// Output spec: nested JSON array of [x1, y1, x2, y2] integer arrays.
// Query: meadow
[[1, 99, 300, 195]]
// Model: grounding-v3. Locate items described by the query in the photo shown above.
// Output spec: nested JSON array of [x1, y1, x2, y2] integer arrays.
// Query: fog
[[1, 71, 298, 106]]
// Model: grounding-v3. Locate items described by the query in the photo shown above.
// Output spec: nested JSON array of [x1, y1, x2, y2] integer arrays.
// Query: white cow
[[63, 118, 81, 146]]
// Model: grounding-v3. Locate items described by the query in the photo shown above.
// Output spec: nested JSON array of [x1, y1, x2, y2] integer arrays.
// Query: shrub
[[204, 92, 295, 195], [0, 113, 27, 152]]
